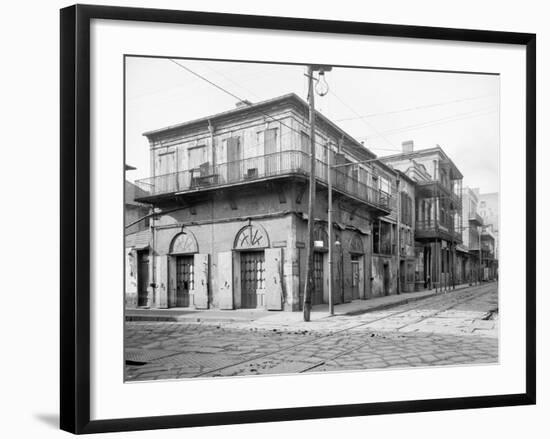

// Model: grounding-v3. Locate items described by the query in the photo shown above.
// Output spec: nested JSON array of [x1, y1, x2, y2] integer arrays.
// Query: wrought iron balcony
[[416, 179, 462, 207], [134, 150, 391, 212], [415, 219, 462, 243], [468, 211, 483, 226]]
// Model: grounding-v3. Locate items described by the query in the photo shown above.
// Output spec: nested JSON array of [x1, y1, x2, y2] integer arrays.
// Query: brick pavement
[[125, 283, 498, 381]]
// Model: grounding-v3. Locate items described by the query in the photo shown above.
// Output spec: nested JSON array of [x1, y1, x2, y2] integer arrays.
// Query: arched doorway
[[233, 223, 270, 309], [168, 231, 198, 308]]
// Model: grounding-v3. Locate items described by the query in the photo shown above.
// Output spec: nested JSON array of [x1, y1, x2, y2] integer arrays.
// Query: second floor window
[[400, 192, 413, 226], [188, 145, 207, 170], [373, 220, 393, 255]]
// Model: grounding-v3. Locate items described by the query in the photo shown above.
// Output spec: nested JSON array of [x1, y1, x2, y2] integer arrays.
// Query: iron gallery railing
[[134, 150, 391, 209], [469, 211, 484, 224], [415, 219, 462, 240]]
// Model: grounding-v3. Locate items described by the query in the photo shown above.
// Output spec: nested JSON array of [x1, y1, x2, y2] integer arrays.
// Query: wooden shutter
[[168, 256, 177, 307], [217, 251, 234, 309], [193, 254, 209, 309], [265, 248, 283, 310]]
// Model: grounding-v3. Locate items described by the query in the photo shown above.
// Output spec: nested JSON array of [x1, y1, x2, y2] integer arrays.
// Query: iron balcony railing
[[468, 211, 483, 225], [134, 150, 391, 210], [416, 179, 462, 205], [416, 219, 462, 241]]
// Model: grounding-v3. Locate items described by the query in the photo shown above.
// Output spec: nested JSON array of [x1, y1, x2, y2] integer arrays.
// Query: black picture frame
[[60, 4, 536, 434]]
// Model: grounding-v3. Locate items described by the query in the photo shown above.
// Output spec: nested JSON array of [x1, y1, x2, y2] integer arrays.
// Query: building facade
[[380, 142, 463, 291], [477, 191, 499, 257], [481, 225, 498, 281], [124, 176, 152, 308], [127, 94, 396, 311], [124, 95, 499, 311], [456, 187, 484, 284]]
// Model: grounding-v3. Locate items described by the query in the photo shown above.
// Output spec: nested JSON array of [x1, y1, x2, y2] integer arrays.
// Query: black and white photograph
[[124, 56, 500, 381]]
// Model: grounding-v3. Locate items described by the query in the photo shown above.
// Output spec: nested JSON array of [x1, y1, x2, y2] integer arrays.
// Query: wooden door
[[240, 251, 265, 309], [137, 250, 149, 307], [312, 252, 324, 305], [264, 128, 278, 176], [176, 255, 194, 307], [193, 254, 209, 309], [383, 263, 390, 296], [351, 255, 360, 300], [156, 151, 176, 193], [218, 251, 234, 310], [265, 248, 283, 310], [227, 137, 241, 182]]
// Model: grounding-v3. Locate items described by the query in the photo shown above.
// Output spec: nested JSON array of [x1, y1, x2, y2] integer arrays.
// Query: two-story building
[[128, 93, 394, 311], [380, 141, 463, 291]]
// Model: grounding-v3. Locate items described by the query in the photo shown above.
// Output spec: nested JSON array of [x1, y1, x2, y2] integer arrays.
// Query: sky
[[125, 56, 499, 193]]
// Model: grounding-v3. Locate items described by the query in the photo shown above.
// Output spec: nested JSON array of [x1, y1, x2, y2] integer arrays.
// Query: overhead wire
[[329, 90, 398, 150], [364, 107, 497, 139], [167, 59, 354, 152], [334, 93, 497, 122]]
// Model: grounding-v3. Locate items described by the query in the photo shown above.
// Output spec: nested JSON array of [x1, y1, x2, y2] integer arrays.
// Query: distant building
[[458, 187, 483, 284], [481, 225, 498, 281], [477, 191, 499, 256]]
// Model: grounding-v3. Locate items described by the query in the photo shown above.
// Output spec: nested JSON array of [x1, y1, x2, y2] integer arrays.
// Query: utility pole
[[327, 142, 334, 316], [396, 177, 401, 295], [303, 65, 316, 322], [303, 65, 332, 321]]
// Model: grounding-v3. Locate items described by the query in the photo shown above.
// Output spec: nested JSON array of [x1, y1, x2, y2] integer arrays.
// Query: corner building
[[129, 93, 395, 311]]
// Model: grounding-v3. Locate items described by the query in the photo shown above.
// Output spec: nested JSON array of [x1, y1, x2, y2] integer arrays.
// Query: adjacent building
[[380, 142, 463, 292], [125, 172, 152, 308]]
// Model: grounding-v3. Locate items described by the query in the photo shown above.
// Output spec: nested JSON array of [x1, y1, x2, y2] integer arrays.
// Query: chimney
[[235, 99, 253, 108], [402, 140, 414, 153]]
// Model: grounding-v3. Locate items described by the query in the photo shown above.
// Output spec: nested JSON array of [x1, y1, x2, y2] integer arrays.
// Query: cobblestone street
[[125, 283, 498, 381]]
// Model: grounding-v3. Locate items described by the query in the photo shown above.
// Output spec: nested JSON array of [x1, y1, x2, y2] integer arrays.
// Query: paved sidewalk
[[126, 282, 480, 326]]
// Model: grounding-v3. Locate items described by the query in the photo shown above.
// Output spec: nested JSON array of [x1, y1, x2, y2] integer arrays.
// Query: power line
[[200, 63, 262, 101], [167, 59, 354, 153], [364, 107, 497, 139], [334, 93, 496, 122], [330, 90, 397, 150]]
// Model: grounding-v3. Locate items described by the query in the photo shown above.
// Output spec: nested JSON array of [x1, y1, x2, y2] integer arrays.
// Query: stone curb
[[125, 283, 476, 323]]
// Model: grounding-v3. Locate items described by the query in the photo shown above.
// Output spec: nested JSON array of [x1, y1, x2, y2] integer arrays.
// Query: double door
[[312, 251, 324, 305], [240, 251, 265, 308], [176, 255, 194, 307]]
